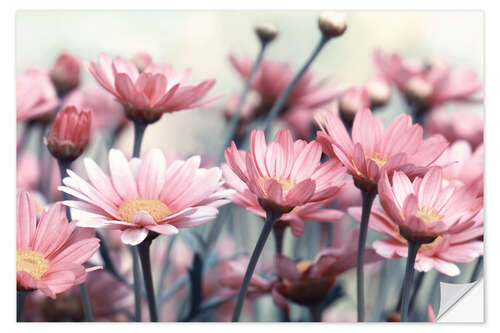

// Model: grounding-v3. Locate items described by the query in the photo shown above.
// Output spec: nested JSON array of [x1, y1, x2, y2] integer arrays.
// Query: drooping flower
[[17, 68, 59, 122], [377, 167, 482, 243], [50, 52, 81, 97], [16, 191, 100, 299], [62, 85, 126, 133], [47, 105, 92, 163], [86, 54, 217, 124], [425, 109, 483, 149], [224, 128, 346, 215], [58, 149, 231, 245], [271, 227, 381, 312], [348, 205, 483, 276], [374, 49, 482, 109], [316, 108, 448, 192]]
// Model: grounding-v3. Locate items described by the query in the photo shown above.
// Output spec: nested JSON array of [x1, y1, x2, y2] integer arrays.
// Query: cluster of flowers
[[16, 12, 483, 323]]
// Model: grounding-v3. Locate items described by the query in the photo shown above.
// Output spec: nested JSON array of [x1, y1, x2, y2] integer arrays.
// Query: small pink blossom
[[16, 191, 101, 299], [50, 52, 81, 96]]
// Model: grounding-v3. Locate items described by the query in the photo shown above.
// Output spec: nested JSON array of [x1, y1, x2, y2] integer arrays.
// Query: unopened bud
[[47, 106, 91, 162], [367, 77, 391, 108], [318, 12, 347, 38], [339, 87, 370, 124], [404, 76, 433, 105], [50, 53, 80, 98], [255, 23, 278, 44], [131, 52, 153, 73]]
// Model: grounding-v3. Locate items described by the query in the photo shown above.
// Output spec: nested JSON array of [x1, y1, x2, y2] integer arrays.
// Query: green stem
[[356, 190, 377, 322], [232, 210, 281, 322], [310, 304, 322, 322], [400, 240, 422, 322], [137, 238, 159, 322], [219, 41, 269, 162], [132, 121, 147, 158], [263, 34, 329, 137], [131, 246, 143, 321], [470, 256, 483, 282]]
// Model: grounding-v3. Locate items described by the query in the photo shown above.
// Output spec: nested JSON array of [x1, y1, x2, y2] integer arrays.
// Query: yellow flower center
[[416, 207, 444, 224], [259, 177, 296, 194], [118, 199, 171, 223], [17, 249, 50, 280], [366, 152, 387, 168]]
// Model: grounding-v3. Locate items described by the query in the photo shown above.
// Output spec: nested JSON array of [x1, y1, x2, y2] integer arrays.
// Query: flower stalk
[[356, 189, 377, 322], [17, 290, 29, 322], [400, 240, 422, 322], [232, 210, 282, 322], [137, 237, 159, 322]]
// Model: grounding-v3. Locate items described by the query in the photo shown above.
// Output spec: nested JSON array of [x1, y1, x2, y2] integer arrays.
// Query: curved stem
[[232, 210, 281, 322], [132, 121, 147, 158], [263, 34, 329, 137], [137, 238, 159, 322], [219, 41, 269, 162], [400, 240, 422, 322], [17, 291, 28, 322], [356, 190, 377, 322]]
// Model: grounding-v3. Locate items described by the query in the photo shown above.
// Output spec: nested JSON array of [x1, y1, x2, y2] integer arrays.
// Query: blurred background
[[16, 11, 484, 156], [16, 11, 484, 322]]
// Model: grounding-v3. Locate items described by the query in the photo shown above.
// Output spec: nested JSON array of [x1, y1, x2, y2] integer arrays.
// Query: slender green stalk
[[400, 241, 422, 322], [232, 210, 281, 322], [356, 190, 377, 322], [17, 290, 28, 322], [219, 41, 269, 162], [310, 304, 322, 322], [263, 34, 329, 137], [131, 246, 143, 321], [137, 238, 159, 322], [408, 271, 425, 315], [130, 120, 148, 321], [57, 159, 94, 322]]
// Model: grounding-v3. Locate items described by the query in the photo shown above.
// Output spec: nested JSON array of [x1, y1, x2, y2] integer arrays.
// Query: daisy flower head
[[316, 108, 448, 192], [223, 128, 346, 215], [16, 191, 100, 299], [59, 149, 231, 245], [86, 54, 217, 125]]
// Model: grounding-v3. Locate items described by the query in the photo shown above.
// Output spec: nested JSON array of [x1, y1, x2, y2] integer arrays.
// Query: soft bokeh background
[[16, 11, 483, 156], [16, 11, 484, 322]]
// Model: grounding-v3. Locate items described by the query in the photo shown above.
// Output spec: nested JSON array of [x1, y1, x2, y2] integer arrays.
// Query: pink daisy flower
[[377, 167, 482, 243], [425, 110, 483, 149], [58, 148, 231, 245], [16, 191, 100, 299], [224, 128, 346, 214], [86, 54, 217, 123], [316, 108, 448, 192], [17, 68, 59, 122], [348, 206, 483, 276]]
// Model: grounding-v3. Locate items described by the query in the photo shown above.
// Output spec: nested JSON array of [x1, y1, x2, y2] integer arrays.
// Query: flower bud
[[339, 87, 370, 125], [318, 12, 347, 39], [47, 106, 91, 162], [255, 23, 278, 44], [131, 52, 153, 73], [50, 53, 81, 97], [366, 76, 391, 108], [404, 76, 433, 106]]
